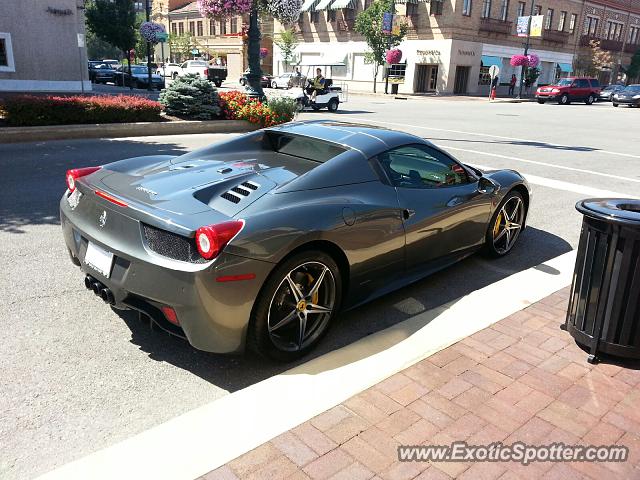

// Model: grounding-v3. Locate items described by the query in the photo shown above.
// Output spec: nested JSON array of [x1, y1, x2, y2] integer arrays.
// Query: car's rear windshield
[[265, 132, 346, 163]]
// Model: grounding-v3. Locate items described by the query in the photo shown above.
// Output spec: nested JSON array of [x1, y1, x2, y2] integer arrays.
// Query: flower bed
[[218, 91, 296, 127], [0, 95, 162, 127]]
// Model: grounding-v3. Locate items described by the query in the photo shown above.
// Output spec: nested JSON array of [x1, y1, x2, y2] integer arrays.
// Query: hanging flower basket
[[386, 49, 402, 65], [259, 48, 269, 59], [264, 0, 302, 24], [510, 54, 529, 67], [197, 0, 252, 18], [526, 53, 540, 68], [139, 21, 166, 44]]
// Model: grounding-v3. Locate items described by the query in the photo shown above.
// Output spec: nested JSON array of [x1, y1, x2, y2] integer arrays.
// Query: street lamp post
[[245, 4, 264, 99], [146, 0, 153, 91], [517, 1, 536, 99]]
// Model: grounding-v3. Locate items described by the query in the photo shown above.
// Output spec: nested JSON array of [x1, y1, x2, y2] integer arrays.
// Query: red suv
[[535, 77, 601, 105]]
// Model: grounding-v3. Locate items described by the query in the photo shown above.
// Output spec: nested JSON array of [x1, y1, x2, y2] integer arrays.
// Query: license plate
[[85, 242, 114, 278], [67, 189, 82, 210]]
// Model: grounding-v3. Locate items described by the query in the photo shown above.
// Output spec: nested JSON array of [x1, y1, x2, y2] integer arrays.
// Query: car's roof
[[265, 120, 430, 157]]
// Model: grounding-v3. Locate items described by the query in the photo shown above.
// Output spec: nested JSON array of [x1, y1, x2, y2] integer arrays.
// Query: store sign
[[458, 49, 476, 56], [530, 15, 544, 37], [417, 50, 440, 63], [516, 16, 530, 37]]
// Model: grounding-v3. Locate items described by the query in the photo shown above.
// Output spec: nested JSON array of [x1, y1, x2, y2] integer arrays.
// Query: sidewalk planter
[[566, 198, 640, 363]]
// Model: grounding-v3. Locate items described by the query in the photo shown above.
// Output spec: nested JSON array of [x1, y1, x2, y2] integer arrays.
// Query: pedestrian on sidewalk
[[508, 74, 517, 96]]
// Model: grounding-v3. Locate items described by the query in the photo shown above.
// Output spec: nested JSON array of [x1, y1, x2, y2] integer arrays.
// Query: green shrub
[[0, 95, 161, 126], [159, 74, 221, 120], [265, 96, 299, 124]]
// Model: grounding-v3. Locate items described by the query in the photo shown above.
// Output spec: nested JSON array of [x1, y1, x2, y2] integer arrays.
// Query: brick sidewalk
[[202, 287, 640, 480]]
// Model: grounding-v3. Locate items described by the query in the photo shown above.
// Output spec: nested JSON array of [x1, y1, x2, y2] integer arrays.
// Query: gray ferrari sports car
[[61, 121, 531, 360]]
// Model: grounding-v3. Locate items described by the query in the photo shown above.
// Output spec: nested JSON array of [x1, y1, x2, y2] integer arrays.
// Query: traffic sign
[[191, 48, 200, 55], [489, 65, 500, 78], [156, 32, 169, 43]]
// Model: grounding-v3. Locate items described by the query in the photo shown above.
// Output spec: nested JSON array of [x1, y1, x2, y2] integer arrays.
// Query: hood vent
[[220, 181, 260, 204]]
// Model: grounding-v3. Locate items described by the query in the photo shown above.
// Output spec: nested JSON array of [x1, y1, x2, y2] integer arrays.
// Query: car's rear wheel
[[585, 94, 595, 105], [328, 98, 339, 112], [214, 80, 222, 87], [613, 103, 619, 107], [271, 81, 278, 89], [558, 93, 570, 105], [248, 251, 342, 361], [239, 78, 246, 86], [537, 99, 545, 104], [483, 191, 526, 258]]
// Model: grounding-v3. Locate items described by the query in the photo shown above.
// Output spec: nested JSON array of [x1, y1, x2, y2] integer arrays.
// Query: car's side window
[[378, 144, 470, 189], [576, 79, 590, 88]]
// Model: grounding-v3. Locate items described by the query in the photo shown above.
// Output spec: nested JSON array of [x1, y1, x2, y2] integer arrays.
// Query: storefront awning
[[481, 55, 502, 68], [301, 0, 318, 11], [315, 0, 334, 10], [330, 0, 356, 8], [557, 62, 573, 73]]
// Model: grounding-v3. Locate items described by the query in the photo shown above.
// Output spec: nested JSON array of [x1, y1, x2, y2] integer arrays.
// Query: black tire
[[482, 190, 526, 258], [537, 99, 545, 104], [558, 93, 570, 105], [172, 72, 178, 80], [311, 104, 322, 111], [613, 103, 619, 107], [271, 81, 278, 89], [328, 98, 339, 112], [247, 250, 342, 362], [585, 94, 595, 105], [214, 80, 222, 87], [239, 78, 246, 86]]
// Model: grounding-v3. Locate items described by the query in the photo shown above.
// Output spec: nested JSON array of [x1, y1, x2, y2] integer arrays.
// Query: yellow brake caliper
[[305, 273, 319, 304], [493, 212, 502, 238]]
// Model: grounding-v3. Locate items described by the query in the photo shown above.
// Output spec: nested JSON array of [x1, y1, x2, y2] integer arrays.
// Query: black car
[[115, 65, 165, 90], [88, 62, 117, 84], [598, 84, 626, 101], [612, 85, 640, 107], [239, 69, 271, 88]]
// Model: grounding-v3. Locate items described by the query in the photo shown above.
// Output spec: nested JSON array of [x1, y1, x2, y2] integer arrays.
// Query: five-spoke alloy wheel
[[484, 191, 526, 257]]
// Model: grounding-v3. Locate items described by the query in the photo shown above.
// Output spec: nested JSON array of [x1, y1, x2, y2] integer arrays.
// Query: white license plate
[[67, 189, 82, 209], [85, 242, 114, 278]]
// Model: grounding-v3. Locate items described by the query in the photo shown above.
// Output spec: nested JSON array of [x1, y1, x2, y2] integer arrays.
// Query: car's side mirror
[[478, 177, 499, 194]]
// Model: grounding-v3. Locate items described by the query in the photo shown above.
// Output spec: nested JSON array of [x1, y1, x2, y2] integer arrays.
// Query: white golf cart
[[294, 62, 348, 112]]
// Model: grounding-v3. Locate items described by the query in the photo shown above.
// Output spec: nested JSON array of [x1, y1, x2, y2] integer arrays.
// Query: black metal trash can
[[566, 198, 640, 363]]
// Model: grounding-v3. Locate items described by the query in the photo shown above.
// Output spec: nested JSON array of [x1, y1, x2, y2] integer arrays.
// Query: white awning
[[301, 0, 318, 11], [315, 0, 333, 9], [330, 0, 356, 8]]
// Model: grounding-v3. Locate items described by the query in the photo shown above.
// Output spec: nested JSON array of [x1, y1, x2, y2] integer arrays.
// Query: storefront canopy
[[557, 62, 573, 73], [330, 0, 356, 8], [481, 55, 502, 68], [301, 0, 318, 11], [315, 0, 333, 10]]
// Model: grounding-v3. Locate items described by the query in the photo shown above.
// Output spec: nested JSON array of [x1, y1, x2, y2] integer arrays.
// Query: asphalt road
[[1, 96, 638, 479]]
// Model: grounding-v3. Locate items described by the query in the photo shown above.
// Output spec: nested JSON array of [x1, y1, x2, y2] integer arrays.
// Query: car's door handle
[[403, 209, 415, 220]]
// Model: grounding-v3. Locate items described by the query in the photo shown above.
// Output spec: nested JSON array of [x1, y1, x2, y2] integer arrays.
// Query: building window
[[606, 21, 623, 41], [431, 0, 443, 15], [630, 26, 640, 45], [0, 33, 15, 72], [220, 20, 227, 35], [584, 16, 598, 36], [189, 21, 195, 35], [558, 11, 566, 31], [197, 21, 203, 36], [178, 22, 184, 35], [569, 13, 576, 33], [533, 5, 541, 15], [544, 9, 553, 29], [171, 22, 177, 35], [517, 1, 525, 18], [231, 17, 238, 33], [463, 0, 472, 16], [209, 20, 216, 35], [499, 0, 509, 21], [481, 0, 491, 18]]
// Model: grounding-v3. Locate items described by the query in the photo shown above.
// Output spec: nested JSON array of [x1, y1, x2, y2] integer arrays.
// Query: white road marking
[[445, 146, 640, 184], [344, 117, 640, 160], [38, 251, 577, 480]]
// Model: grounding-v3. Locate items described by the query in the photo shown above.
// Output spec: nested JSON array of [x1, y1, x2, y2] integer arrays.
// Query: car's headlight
[[613, 94, 619, 98], [633, 95, 640, 99]]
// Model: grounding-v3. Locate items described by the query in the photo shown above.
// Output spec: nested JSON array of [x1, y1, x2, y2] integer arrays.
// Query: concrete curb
[[0, 120, 256, 144]]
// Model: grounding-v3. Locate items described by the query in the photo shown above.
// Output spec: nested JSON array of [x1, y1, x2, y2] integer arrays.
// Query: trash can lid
[[576, 198, 640, 226]]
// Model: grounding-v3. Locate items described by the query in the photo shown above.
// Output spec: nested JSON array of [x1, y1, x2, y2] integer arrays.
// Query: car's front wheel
[[483, 191, 526, 258], [248, 251, 342, 361], [537, 99, 545, 104], [271, 81, 278, 89], [558, 93, 570, 105], [328, 98, 339, 112], [613, 103, 619, 107]]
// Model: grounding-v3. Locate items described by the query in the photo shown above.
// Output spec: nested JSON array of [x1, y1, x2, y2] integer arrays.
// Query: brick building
[[152, 0, 273, 81], [272, 0, 640, 94]]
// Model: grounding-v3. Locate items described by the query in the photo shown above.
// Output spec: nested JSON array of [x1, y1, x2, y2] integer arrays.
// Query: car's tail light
[[204, 68, 209, 77], [195, 220, 244, 260], [66, 166, 101, 192], [161, 306, 179, 325]]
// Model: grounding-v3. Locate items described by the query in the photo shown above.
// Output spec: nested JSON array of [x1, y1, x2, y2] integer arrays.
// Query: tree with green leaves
[[274, 28, 298, 71], [86, 0, 136, 74], [169, 34, 195, 62], [86, 29, 121, 60], [355, 0, 407, 93], [622, 49, 640, 84]]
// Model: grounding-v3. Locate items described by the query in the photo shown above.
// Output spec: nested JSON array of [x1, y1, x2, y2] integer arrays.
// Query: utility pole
[[146, 0, 153, 91], [384, 9, 392, 94], [517, 1, 536, 99]]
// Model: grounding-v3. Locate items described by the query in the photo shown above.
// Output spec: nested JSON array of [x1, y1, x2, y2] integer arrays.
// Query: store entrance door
[[453, 66, 470, 94], [415, 64, 438, 93]]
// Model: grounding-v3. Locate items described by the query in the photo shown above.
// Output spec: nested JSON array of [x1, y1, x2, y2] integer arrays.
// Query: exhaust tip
[[100, 287, 115, 305], [84, 276, 93, 290]]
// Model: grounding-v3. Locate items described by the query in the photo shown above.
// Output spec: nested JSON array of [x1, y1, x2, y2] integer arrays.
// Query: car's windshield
[[623, 85, 640, 93], [556, 79, 573, 86], [131, 67, 149, 75], [189, 61, 207, 66]]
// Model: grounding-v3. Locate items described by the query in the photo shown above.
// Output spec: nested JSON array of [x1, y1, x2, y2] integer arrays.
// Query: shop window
[[479, 66, 491, 85], [431, 0, 443, 15], [462, 0, 472, 16]]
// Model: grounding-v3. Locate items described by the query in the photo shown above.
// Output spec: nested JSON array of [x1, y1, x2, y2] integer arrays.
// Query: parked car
[[598, 84, 626, 101], [101, 59, 121, 69], [60, 120, 531, 360], [535, 77, 601, 105], [206, 65, 227, 87], [270, 72, 297, 89], [115, 65, 165, 90], [88, 62, 117, 84], [239, 69, 272, 88], [612, 84, 640, 107], [157, 62, 180, 77], [167, 60, 209, 80]]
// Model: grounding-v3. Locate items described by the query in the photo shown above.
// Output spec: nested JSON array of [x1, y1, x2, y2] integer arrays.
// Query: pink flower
[[386, 49, 402, 65]]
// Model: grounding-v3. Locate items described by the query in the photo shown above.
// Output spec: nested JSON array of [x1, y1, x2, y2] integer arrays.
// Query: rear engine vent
[[220, 191, 241, 204], [231, 186, 251, 196], [142, 224, 207, 263], [242, 181, 259, 190]]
